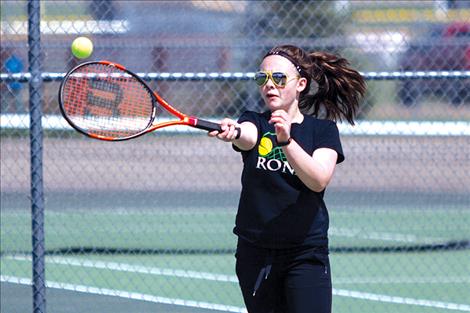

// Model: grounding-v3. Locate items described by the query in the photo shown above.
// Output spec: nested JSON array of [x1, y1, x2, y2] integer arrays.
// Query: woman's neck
[[287, 106, 304, 124]]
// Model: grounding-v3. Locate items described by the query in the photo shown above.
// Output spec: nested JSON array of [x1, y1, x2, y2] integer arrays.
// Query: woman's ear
[[296, 77, 308, 93]]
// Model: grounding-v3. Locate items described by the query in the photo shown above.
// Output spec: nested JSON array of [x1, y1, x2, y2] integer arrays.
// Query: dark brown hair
[[265, 45, 366, 125]]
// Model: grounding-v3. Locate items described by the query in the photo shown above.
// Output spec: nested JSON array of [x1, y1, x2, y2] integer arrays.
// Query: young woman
[[209, 45, 366, 313]]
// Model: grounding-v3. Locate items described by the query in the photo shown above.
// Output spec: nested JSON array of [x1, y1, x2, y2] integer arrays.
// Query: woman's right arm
[[208, 119, 258, 151]]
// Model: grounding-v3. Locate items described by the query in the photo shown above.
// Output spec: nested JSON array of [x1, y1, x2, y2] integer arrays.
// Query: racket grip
[[194, 119, 241, 139]]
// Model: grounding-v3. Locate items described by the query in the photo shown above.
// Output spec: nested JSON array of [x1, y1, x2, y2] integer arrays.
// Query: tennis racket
[[59, 61, 240, 141]]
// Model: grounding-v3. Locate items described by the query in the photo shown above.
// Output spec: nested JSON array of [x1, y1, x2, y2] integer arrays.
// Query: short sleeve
[[237, 110, 260, 126], [315, 120, 345, 164]]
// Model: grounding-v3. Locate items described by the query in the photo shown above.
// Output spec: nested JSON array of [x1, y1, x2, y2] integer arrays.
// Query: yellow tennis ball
[[71, 37, 93, 59], [258, 137, 273, 156]]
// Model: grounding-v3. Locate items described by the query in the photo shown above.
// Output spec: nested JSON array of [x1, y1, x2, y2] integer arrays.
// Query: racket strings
[[62, 63, 154, 138]]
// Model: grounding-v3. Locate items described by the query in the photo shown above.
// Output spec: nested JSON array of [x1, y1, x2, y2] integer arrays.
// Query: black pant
[[235, 239, 332, 313]]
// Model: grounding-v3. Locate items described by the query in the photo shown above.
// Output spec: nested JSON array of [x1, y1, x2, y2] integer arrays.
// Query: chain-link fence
[[1, 1, 469, 313]]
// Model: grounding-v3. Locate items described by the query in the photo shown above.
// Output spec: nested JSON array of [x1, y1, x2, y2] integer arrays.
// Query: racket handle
[[194, 118, 241, 139]]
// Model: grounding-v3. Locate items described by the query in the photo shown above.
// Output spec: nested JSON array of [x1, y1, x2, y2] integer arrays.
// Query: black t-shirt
[[233, 110, 344, 249]]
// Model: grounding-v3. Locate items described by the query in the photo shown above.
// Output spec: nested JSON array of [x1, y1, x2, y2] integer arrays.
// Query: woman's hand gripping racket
[[59, 61, 240, 141]]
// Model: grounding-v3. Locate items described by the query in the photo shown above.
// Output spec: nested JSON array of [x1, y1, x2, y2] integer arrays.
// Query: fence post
[[28, 0, 46, 312]]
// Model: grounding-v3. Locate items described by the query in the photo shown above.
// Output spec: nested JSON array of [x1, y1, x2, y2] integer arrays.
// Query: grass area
[[363, 81, 470, 121], [1, 1, 90, 21]]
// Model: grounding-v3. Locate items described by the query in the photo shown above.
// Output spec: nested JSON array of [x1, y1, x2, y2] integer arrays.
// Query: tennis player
[[209, 45, 366, 313]]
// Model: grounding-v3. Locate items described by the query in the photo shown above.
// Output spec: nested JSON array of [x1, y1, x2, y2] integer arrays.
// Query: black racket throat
[[192, 118, 221, 132], [192, 118, 241, 139]]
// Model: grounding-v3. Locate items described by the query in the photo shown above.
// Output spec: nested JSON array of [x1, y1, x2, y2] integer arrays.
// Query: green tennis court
[[2, 189, 469, 312], [2, 132, 470, 312]]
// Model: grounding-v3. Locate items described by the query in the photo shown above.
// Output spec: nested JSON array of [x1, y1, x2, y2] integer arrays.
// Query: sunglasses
[[254, 71, 300, 88]]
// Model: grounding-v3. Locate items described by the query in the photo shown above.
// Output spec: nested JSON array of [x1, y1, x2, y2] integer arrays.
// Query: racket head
[[59, 61, 157, 141]]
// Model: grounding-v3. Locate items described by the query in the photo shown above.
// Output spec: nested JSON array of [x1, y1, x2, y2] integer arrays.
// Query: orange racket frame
[[59, 61, 239, 141]]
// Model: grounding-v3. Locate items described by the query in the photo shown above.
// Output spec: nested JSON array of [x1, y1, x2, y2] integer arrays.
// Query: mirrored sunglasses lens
[[272, 72, 287, 86], [254, 72, 268, 86]]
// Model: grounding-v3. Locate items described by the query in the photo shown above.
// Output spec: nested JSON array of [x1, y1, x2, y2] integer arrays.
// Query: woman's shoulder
[[301, 116, 341, 140], [303, 115, 337, 128], [238, 110, 270, 123]]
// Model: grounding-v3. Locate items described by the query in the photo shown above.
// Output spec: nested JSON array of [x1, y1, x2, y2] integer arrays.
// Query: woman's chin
[[266, 98, 282, 110]]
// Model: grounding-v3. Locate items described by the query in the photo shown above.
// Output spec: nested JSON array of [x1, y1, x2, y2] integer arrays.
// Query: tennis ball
[[258, 137, 273, 156], [71, 37, 93, 59]]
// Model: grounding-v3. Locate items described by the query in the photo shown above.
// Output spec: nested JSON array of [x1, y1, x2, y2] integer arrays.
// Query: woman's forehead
[[260, 55, 296, 72]]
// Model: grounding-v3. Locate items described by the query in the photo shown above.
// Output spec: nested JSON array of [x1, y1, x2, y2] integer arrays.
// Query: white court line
[[329, 227, 446, 244], [334, 288, 470, 312], [0, 275, 246, 313], [4, 255, 470, 311], [9, 255, 470, 285], [8, 255, 238, 283], [335, 276, 470, 285]]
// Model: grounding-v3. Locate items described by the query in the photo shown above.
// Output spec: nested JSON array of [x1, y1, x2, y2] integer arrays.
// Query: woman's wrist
[[277, 137, 292, 147]]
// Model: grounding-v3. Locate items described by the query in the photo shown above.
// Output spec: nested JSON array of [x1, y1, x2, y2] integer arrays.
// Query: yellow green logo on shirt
[[258, 132, 287, 161], [256, 132, 293, 174], [258, 137, 273, 156]]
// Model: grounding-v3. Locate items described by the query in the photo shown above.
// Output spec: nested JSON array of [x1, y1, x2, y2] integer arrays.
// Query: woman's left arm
[[270, 110, 339, 192], [282, 142, 338, 192]]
